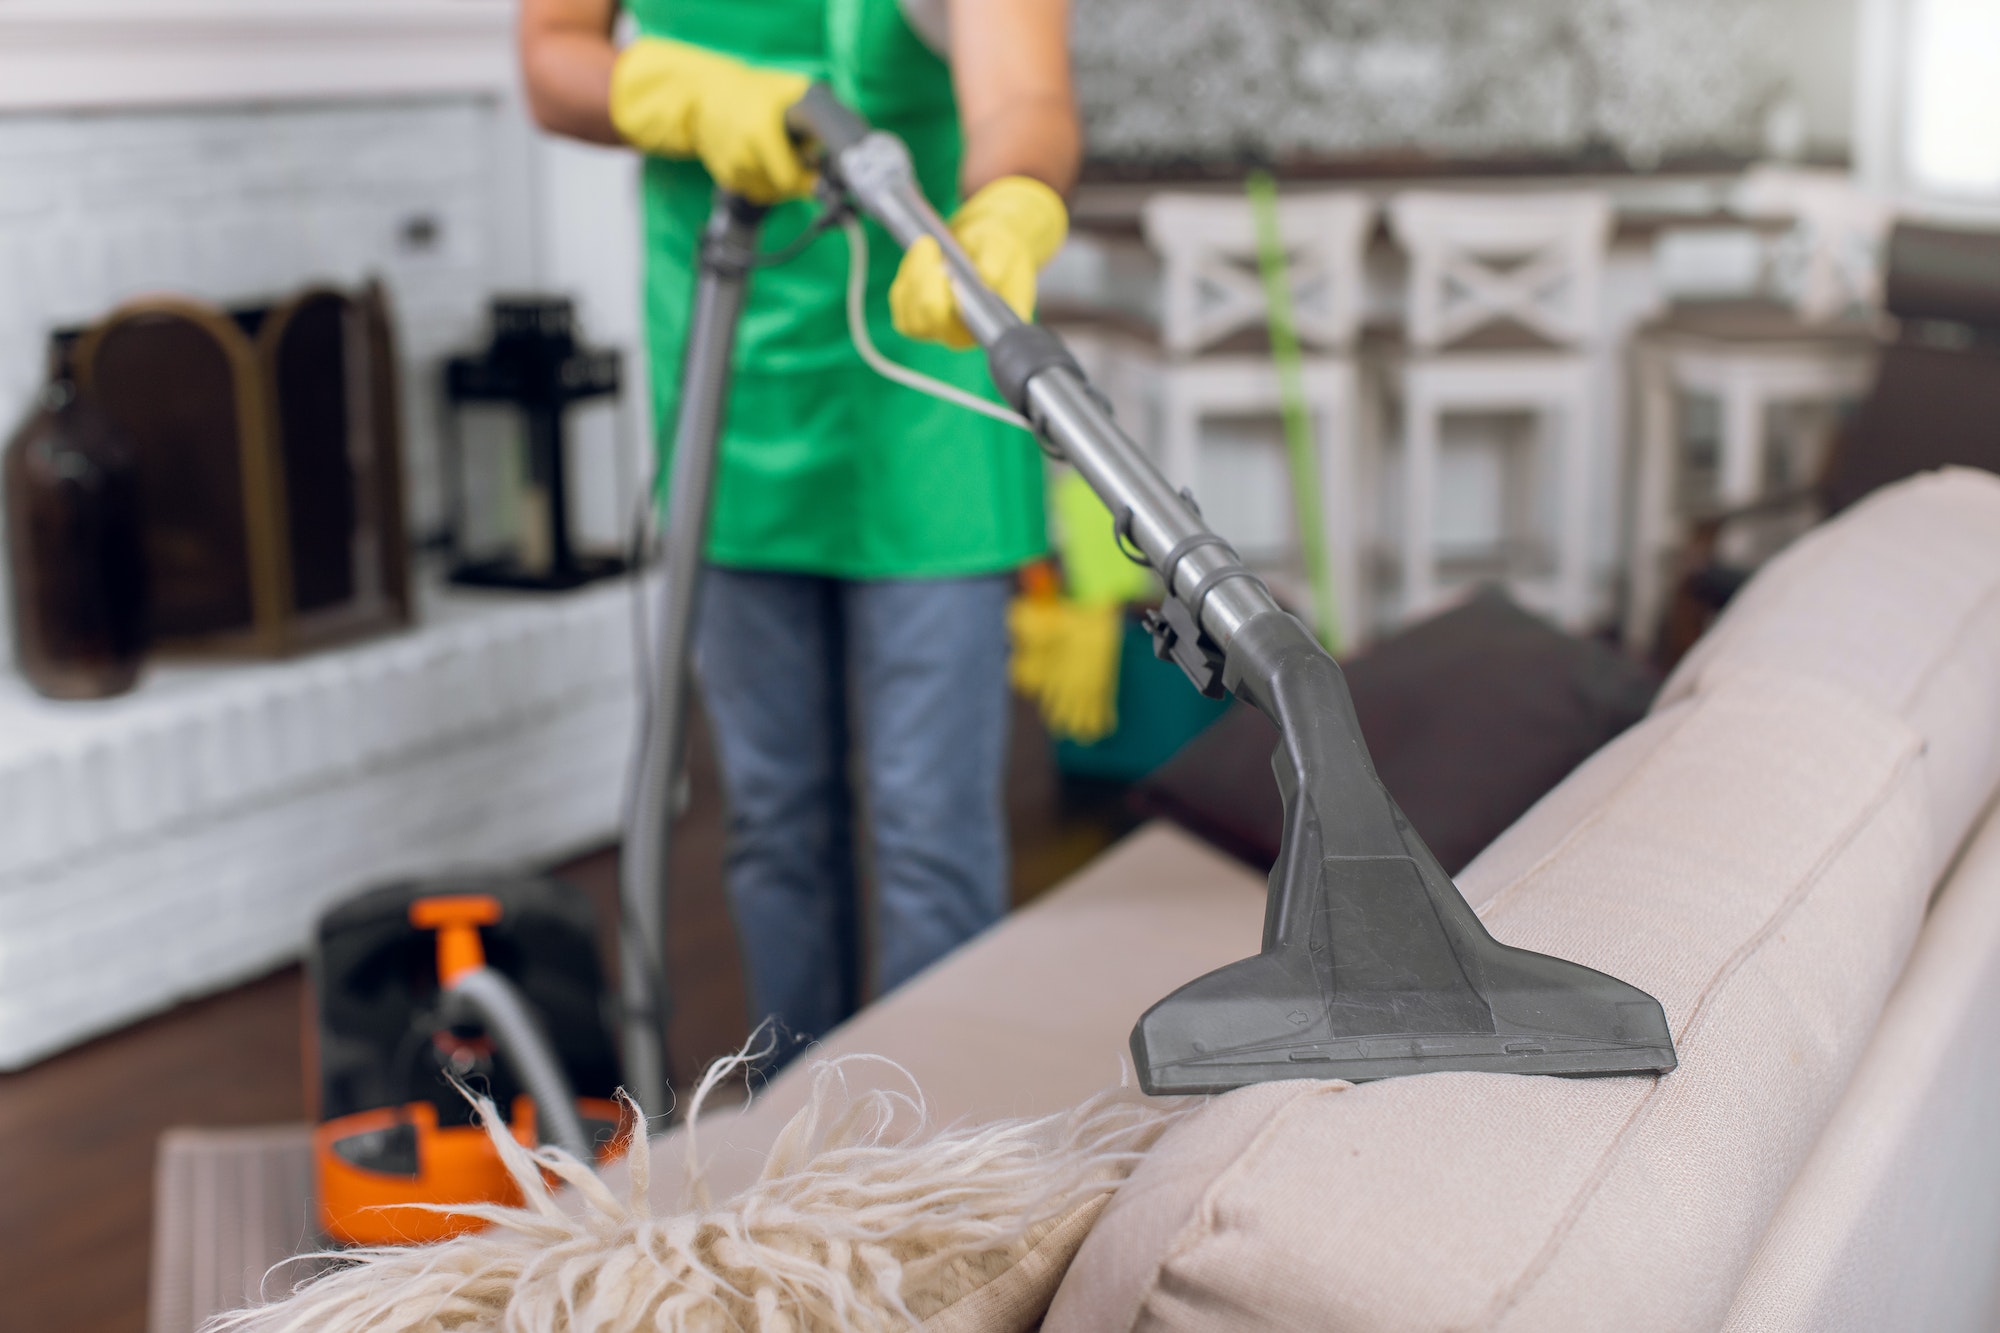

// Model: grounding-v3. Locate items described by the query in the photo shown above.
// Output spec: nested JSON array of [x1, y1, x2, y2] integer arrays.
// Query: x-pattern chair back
[[1143, 193, 1374, 356], [1390, 192, 1613, 352], [1733, 165, 1892, 325]]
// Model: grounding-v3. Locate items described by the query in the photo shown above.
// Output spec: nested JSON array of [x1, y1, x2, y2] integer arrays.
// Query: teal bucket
[[1053, 617, 1231, 782]]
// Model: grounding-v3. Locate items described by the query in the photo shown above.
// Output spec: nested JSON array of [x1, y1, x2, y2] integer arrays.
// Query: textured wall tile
[[1073, 0, 1785, 169]]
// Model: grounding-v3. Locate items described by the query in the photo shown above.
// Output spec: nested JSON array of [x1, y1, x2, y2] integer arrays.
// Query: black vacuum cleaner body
[[603, 86, 1678, 1111], [309, 876, 626, 1244]]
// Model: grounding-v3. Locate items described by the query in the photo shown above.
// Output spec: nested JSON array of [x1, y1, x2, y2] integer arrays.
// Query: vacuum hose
[[444, 966, 595, 1162]]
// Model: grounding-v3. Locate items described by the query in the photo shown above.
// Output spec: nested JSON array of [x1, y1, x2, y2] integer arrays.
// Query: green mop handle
[[1247, 172, 1341, 654]]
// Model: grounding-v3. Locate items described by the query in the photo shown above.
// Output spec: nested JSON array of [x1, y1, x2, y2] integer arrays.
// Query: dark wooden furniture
[[1655, 223, 2000, 666]]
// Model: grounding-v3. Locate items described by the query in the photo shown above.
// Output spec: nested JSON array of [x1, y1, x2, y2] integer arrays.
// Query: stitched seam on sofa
[[1473, 702, 1704, 921], [1683, 547, 2000, 729], [1480, 735, 1925, 1330], [1895, 582, 2000, 717], [1120, 1084, 1346, 1333]]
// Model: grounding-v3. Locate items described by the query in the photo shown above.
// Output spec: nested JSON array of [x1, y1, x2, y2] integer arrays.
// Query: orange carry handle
[[1019, 558, 1062, 601], [408, 894, 502, 987]]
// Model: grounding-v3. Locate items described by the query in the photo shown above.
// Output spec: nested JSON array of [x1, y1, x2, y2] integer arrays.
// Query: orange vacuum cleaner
[[307, 877, 629, 1245]]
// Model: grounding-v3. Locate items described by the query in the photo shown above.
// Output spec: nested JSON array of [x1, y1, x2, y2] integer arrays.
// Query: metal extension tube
[[617, 85, 1676, 1108]]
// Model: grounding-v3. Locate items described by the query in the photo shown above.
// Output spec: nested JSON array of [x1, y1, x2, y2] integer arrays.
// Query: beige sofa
[[647, 467, 2000, 1330]]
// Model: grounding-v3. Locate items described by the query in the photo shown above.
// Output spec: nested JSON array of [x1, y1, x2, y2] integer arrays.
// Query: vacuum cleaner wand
[[621, 87, 1677, 1102], [618, 192, 769, 1114]]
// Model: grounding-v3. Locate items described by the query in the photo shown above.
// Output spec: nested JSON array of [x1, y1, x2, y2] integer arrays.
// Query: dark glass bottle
[[4, 355, 148, 699]]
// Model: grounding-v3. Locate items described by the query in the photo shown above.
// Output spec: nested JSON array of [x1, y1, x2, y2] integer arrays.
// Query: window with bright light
[[1905, 0, 2000, 198]]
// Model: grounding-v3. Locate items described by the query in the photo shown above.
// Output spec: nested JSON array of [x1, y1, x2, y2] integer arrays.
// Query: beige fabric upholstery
[[1723, 802, 2000, 1331], [636, 825, 1265, 1207], [919, 1195, 1109, 1333], [1660, 467, 2000, 875], [1049, 469, 2000, 1332]]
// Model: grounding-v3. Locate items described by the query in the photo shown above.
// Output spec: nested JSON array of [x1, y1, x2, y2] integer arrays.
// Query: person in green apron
[[520, 0, 1078, 1066]]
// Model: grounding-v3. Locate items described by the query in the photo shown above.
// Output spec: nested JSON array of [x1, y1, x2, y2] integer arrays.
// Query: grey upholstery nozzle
[[1132, 612, 1678, 1094]]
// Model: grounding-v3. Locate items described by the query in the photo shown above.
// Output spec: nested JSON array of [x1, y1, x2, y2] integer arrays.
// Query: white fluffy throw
[[213, 1049, 1181, 1332]]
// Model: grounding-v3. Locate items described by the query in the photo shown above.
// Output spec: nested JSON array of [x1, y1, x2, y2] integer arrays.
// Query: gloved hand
[[1009, 592, 1123, 744], [890, 175, 1068, 349], [609, 38, 813, 204]]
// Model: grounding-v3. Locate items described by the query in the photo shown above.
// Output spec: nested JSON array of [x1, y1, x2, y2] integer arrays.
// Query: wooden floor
[[0, 696, 1135, 1333]]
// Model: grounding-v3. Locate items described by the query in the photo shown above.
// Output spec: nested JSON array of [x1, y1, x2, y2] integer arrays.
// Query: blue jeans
[[694, 566, 1012, 1064]]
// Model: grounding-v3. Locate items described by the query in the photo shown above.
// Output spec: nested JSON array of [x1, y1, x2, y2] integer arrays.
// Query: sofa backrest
[[1722, 801, 2000, 1331], [1661, 469, 2000, 879], [1048, 469, 2000, 1331]]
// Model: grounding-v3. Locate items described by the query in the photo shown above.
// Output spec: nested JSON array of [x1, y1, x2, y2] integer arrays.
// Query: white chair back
[[1733, 165, 1892, 325], [1141, 192, 1374, 356], [1388, 191, 1613, 352]]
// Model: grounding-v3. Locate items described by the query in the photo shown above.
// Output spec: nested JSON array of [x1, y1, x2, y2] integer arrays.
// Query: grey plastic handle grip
[[784, 82, 872, 157]]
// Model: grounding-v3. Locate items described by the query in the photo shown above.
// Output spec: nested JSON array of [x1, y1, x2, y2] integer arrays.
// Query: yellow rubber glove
[[609, 38, 813, 205], [1008, 595, 1123, 744], [890, 175, 1069, 349]]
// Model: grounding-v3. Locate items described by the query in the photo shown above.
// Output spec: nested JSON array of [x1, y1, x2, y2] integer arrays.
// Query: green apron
[[631, 0, 1046, 579]]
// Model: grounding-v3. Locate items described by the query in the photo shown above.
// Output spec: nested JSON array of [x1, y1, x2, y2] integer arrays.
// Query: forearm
[[949, 0, 1079, 197], [519, 0, 622, 146], [959, 95, 1080, 196]]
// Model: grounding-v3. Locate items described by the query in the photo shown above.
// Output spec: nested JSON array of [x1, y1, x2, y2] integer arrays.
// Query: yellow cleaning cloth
[[609, 38, 813, 204], [891, 175, 1068, 349], [1009, 594, 1124, 744]]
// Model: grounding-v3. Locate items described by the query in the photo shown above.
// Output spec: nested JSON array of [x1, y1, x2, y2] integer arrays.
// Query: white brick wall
[[0, 96, 543, 659]]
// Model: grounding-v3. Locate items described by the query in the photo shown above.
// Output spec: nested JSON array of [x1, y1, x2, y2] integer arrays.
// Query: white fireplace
[[0, 1, 655, 1066]]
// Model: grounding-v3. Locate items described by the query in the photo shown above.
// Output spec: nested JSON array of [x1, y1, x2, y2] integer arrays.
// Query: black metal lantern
[[442, 296, 628, 590]]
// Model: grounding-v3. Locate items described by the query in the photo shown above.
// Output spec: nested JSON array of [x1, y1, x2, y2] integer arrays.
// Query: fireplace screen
[[71, 282, 411, 657]]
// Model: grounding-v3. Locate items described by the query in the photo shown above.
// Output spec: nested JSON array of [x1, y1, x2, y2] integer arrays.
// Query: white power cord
[[840, 215, 1033, 432]]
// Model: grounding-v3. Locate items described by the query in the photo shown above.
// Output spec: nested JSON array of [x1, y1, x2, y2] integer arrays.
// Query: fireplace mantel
[[0, 1, 517, 113], [0, 577, 640, 1069]]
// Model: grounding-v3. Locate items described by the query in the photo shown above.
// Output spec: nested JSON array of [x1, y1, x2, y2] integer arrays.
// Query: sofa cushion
[[1661, 467, 2000, 873], [1049, 670, 1935, 1331], [1137, 588, 1660, 875], [1722, 802, 2000, 1332]]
